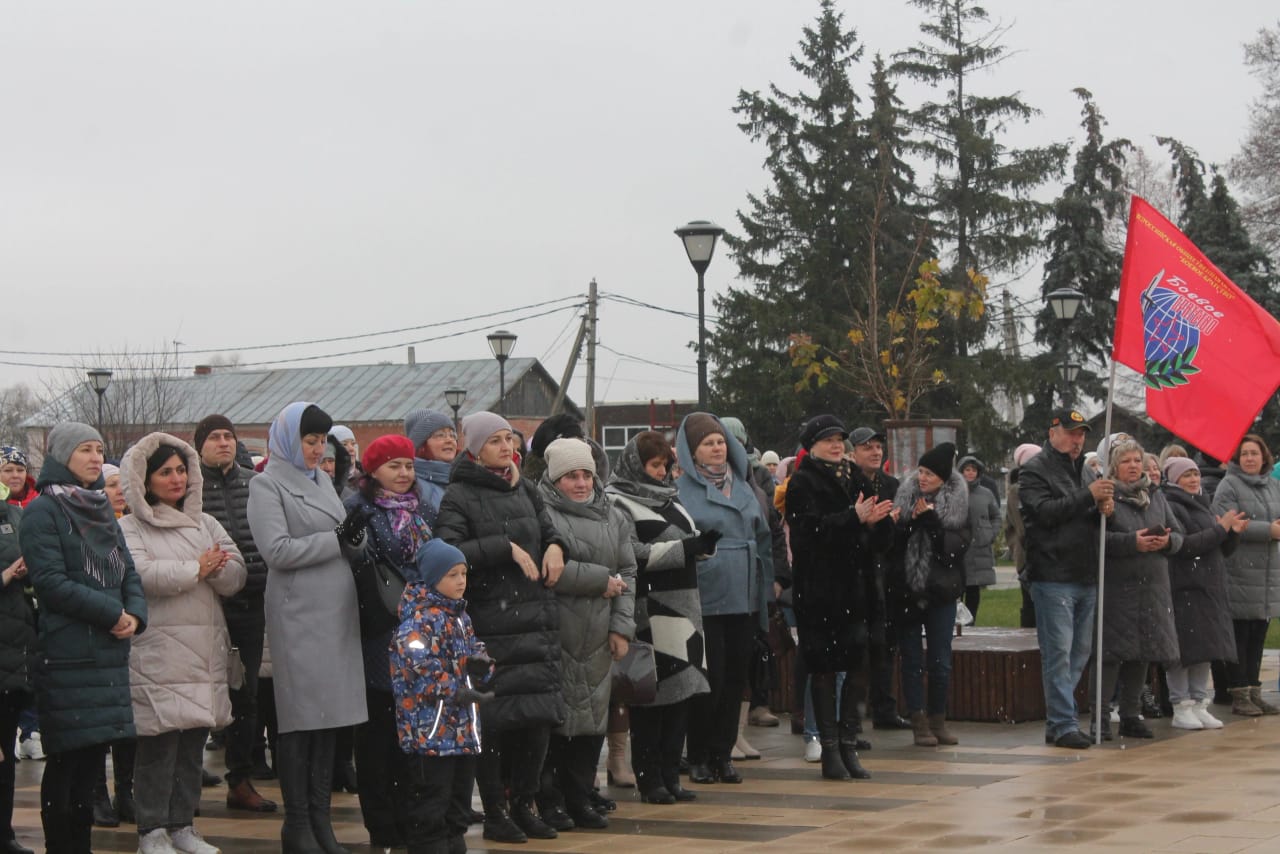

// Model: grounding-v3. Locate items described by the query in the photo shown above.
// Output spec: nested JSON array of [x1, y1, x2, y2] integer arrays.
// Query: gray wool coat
[[961, 476, 1000, 588], [247, 458, 367, 733], [538, 479, 636, 738], [1210, 464, 1280, 620], [1101, 488, 1183, 665]]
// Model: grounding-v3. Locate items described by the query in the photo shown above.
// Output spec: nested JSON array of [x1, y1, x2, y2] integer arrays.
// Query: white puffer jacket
[[118, 432, 246, 736]]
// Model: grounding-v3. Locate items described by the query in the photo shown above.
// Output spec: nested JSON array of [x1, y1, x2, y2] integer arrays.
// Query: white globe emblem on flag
[[1140, 269, 1203, 390]]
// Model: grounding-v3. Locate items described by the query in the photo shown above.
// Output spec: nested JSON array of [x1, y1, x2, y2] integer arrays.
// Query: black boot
[[278, 732, 324, 854], [92, 777, 118, 827], [838, 677, 872, 779], [811, 673, 849, 781], [308, 729, 351, 854], [511, 796, 557, 839], [482, 808, 527, 844]]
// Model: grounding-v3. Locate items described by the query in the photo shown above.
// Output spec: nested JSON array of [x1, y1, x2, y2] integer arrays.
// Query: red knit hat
[[361, 435, 416, 476]]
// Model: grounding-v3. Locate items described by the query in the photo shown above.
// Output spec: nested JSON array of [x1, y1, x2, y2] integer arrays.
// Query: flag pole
[[1094, 357, 1118, 745]]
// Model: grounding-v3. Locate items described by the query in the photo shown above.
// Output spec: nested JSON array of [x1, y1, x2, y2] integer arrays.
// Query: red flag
[[1112, 196, 1280, 462]]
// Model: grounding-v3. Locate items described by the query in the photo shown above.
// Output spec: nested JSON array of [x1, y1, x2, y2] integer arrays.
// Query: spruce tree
[[894, 0, 1067, 359], [1028, 89, 1130, 432], [712, 1, 922, 449]]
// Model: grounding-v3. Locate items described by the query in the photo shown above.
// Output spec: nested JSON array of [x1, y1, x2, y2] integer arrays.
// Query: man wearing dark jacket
[[1018, 409, 1114, 750], [195, 415, 277, 812], [849, 427, 911, 731]]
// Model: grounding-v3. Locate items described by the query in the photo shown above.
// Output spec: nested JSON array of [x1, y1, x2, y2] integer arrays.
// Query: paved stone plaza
[[13, 652, 1280, 852]]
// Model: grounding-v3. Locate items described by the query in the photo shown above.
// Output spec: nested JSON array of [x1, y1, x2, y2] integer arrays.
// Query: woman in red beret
[[339, 434, 434, 849]]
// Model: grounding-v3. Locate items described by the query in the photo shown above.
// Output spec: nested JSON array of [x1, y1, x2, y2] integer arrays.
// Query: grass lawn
[[974, 585, 1280, 649]]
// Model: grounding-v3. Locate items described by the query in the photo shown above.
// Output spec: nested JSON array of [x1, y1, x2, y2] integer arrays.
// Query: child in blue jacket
[[391, 539, 494, 854]]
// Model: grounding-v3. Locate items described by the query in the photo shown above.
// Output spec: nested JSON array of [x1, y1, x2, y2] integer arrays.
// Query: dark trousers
[[355, 688, 409, 840], [0, 691, 24, 840], [686, 612, 753, 764], [1230, 618, 1269, 688], [868, 630, 899, 723], [629, 700, 687, 796], [134, 728, 207, 835], [1094, 660, 1147, 718], [252, 676, 278, 768], [540, 734, 604, 814], [41, 743, 105, 853], [964, 585, 982, 621], [405, 754, 475, 853], [222, 604, 265, 786], [475, 725, 549, 812], [1019, 581, 1037, 628], [93, 738, 135, 800]]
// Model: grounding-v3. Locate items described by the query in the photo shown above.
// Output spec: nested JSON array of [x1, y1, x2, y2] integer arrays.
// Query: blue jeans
[[898, 601, 957, 715], [802, 672, 845, 740], [1030, 581, 1097, 739]]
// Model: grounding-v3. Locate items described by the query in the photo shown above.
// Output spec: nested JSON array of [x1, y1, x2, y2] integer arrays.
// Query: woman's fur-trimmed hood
[[893, 469, 969, 530], [119, 431, 204, 528]]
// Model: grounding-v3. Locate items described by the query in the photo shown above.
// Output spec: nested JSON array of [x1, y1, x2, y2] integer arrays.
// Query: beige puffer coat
[[118, 432, 246, 737]]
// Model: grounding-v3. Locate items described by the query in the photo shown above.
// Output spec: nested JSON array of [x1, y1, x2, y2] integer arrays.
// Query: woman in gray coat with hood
[[247, 402, 366, 854], [958, 456, 999, 621], [535, 439, 636, 830], [1210, 433, 1280, 716]]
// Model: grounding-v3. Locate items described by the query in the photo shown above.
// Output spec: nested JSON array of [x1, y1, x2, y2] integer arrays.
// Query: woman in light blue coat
[[674, 413, 772, 786]]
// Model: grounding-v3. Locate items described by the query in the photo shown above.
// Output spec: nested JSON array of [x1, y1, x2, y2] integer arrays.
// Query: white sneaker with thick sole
[[17, 733, 44, 760], [1171, 700, 1204, 730], [137, 828, 178, 854], [1193, 699, 1224, 729], [170, 826, 220, 854], [803, 739, 821, 763]]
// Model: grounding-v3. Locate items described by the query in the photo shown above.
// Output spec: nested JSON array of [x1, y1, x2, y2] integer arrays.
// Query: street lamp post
[[487, 330, 518, 417], [675, 220, 726, 410], [86, 368, 113, 449], [1045, 288, 1085, 407], [444, 387, 467, 434]]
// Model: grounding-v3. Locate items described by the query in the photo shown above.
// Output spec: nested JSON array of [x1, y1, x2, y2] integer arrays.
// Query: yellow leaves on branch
[[788, 258, 984, 417]]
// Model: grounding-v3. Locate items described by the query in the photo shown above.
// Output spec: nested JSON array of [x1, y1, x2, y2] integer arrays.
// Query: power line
[[0, 293, 586, 358], [599, 292, 720, 324], [596, 343, 698, 376]]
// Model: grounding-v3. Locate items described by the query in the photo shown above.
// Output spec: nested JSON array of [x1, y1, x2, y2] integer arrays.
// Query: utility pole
[[585, 278, 597, 438]]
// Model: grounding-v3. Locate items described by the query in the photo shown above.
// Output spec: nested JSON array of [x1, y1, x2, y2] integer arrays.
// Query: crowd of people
[[1, 399, 1278, 854]]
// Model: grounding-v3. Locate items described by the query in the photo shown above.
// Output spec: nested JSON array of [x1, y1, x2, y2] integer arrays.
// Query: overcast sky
[[1, 1, 1272, 408]]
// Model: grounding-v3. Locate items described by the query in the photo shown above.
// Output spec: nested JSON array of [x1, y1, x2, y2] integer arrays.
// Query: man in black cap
[[847, 426, 912, 731], [1018, 408, 1114, 749], [196, 415, 278, 811]]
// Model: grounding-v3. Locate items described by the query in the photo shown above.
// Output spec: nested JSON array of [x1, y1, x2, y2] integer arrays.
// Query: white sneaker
[[170, 826, 220, 854], [1171, 700, 1204, 730], [803, 738, 821, 763], [1193, 699, 1224, 729], [17, 733, 44, 760], [137, 828, 178, 854], [1108, 707, 1120, 724]]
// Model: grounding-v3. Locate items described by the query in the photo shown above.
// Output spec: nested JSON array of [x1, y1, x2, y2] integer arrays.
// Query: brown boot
[[1230, 686, 1263, 716], [928, 713, 958, 746], [226, 779, 278, 812], [910, 711, 937, 747], [1250, 686, 1280, 715]]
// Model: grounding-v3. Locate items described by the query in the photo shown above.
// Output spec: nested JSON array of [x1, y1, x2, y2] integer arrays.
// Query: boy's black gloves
[[682, 528, 723, 559], [464, 652, 494, 680], [455, 686, 495, 706]]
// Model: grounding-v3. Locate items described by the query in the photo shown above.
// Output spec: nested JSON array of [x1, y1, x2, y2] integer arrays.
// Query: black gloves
[[682, 528, 723, 559], [464, 652, 494, 680], [335, 505, 368, 546], [455, 686, 495, 706]]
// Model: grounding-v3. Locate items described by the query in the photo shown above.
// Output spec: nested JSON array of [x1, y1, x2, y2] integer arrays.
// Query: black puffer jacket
[[1018, 446, 1101, 584], [434, 458, 568, 733], [1162, 485, 1238, 666], [200, 463, 267, 604], [0, 501, 35, 695]]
